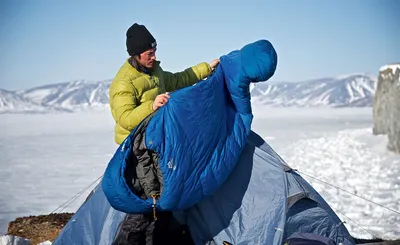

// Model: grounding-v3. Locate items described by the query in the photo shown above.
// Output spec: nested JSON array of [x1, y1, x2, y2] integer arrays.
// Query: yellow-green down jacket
[[109, 59, 211, 145]]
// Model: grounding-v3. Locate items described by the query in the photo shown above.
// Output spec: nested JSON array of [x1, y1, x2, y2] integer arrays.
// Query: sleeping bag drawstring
[[152, 194, 160, 220]]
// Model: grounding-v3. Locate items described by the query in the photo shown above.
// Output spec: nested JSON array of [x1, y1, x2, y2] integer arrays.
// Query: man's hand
[[209, 59, 220, 71], [152, 93, 170, 111]]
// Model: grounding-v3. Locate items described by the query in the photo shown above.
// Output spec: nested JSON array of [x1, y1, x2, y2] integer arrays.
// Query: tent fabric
[[182, 131, 355, 245], [101, 39, 278, 214], [284, 232, 336, 245], [53, 131, 355, 245], [52, 183, 125, 245]]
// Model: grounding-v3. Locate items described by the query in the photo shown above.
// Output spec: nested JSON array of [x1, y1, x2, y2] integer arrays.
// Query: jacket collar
[[128, 58, 161, 76]]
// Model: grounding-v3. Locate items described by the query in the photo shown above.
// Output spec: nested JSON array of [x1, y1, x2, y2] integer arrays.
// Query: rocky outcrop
[[373, 63, 400, 153], [5, 213, 74, 245]]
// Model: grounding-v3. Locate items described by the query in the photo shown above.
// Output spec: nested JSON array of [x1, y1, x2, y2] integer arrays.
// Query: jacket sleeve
[[110, 80, 154, 132], [163, 62, 211, 92]]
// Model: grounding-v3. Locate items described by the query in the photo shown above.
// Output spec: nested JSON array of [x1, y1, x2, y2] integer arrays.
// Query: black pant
[[112, 211, 194, 245], [112, 212, 155, 245]]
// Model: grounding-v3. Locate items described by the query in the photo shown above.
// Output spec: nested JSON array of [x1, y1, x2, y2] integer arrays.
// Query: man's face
[[137, 48, 157, 69]]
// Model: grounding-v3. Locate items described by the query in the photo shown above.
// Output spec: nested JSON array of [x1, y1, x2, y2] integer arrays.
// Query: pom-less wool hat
[[126, 23, 157, 56]]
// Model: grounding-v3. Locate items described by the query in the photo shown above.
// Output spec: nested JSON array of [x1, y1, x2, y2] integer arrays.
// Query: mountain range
[[250, 73, 376, 107], [0, 74, 377, 114]]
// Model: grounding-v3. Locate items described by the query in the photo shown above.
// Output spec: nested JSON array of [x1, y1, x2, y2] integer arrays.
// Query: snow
[[37, 241, 52, 245], [379, 64, 400, 86], [249, 83, 256, 93], [0, 235, 52, 245], [19, 88, 56, 104], [250, 74, 376, 107], [1, 107, 399, 241], [335, 73, 367, 80], [346, 82, 355, 100], [282, 128, 399, 239], [379, 64, 400, 73], [350, 79, 366, 98], [0, 235, 29, 245]]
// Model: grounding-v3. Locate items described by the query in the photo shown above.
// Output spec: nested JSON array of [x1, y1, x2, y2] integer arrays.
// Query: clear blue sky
[[0, 0, 399, 90]]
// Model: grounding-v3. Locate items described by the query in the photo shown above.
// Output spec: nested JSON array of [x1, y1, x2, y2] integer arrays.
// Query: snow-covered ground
[[0, 107, 399, 240]]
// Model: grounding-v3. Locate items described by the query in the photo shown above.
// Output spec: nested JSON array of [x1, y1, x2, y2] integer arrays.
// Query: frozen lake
[[0, 106, 399, 239]]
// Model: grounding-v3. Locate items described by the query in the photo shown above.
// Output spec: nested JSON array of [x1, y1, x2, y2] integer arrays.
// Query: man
[[109, 23, 220, 145], [109, 23, 220, 244]]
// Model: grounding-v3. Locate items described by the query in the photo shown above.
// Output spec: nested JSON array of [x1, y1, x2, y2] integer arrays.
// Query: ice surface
[[0, 111, 117, 235], [0, 107, 399, 240]]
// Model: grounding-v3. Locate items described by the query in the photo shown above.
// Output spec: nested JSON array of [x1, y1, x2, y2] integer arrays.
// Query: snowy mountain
[[0, 89, 69, 114], [0, 74, 377, 113], [0, 80, 111, 113], [250, 74, 377, 107], [18, 79, 111, 110]]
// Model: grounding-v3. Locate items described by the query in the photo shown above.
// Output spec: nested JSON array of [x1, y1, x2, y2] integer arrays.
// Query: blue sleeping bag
[[102, 39, 278, 213]]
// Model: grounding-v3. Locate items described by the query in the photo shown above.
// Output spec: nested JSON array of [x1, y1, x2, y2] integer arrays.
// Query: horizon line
[[1, 71, 380, 92]]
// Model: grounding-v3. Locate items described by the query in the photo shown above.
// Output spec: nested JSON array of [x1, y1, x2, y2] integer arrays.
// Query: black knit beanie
[[126, 23, 157, 56]]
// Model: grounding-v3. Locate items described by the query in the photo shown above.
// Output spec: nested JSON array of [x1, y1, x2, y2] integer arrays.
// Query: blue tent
[[52, 130, 355, 244], [53, 40, 355, 245]]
